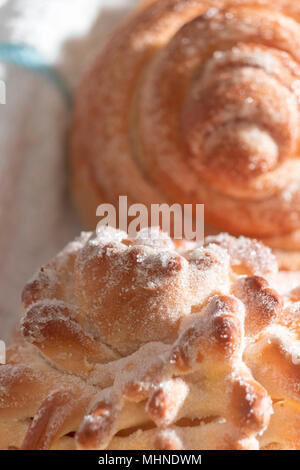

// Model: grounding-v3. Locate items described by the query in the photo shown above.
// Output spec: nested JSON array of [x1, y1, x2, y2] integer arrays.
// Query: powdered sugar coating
[[205, 233, 278, 276], [22, 229, 262, 358], [2, 228, 300, 450], [130, 226, 175, 250], [71, 0, 300, 267]]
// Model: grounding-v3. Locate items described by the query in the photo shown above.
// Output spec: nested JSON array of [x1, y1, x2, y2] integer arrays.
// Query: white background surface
[[0, 0, 139, 339]]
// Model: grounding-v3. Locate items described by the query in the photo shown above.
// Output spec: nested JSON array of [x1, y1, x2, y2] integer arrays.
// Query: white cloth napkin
[[0, 0, 139, 339]]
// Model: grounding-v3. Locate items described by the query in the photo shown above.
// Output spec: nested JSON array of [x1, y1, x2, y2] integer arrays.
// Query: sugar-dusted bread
[[71, 0, 300, 269], [0, 227, 300, 449]]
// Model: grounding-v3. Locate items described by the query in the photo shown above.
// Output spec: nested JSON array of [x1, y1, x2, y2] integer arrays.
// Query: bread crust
[[1, 228, 300, 449], [70, 0, 300, 268]]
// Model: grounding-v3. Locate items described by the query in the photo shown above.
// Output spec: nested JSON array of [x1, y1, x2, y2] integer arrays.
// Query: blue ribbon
[[0, 43, 72, 107]]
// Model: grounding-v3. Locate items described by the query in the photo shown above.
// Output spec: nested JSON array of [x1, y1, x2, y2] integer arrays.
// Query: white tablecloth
[[0, 0, 139, 339]]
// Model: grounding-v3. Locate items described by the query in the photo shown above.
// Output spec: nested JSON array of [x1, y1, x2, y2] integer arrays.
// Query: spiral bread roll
[[1, 226, 300, 449], [71, 0, 300, 269]]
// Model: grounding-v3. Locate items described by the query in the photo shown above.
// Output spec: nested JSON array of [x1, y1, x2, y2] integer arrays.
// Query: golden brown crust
[[21, 229, 236, 360], [21, 390, 89, 450], [0, 335, 96, 450], [232, 275, 282, 334], [70, 0, 300, 269], [1, 228, 300, 449]]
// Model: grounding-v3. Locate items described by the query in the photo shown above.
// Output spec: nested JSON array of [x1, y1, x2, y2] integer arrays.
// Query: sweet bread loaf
[[1, 227, 300, 449], [71, 0, 300, 269]]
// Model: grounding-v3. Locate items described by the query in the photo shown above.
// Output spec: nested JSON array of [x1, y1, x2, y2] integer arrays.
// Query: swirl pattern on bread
[[71, 0, 300, 268]]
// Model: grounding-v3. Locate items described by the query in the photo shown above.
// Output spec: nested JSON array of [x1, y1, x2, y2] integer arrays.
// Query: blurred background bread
[[71, 0, 300, 269]]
